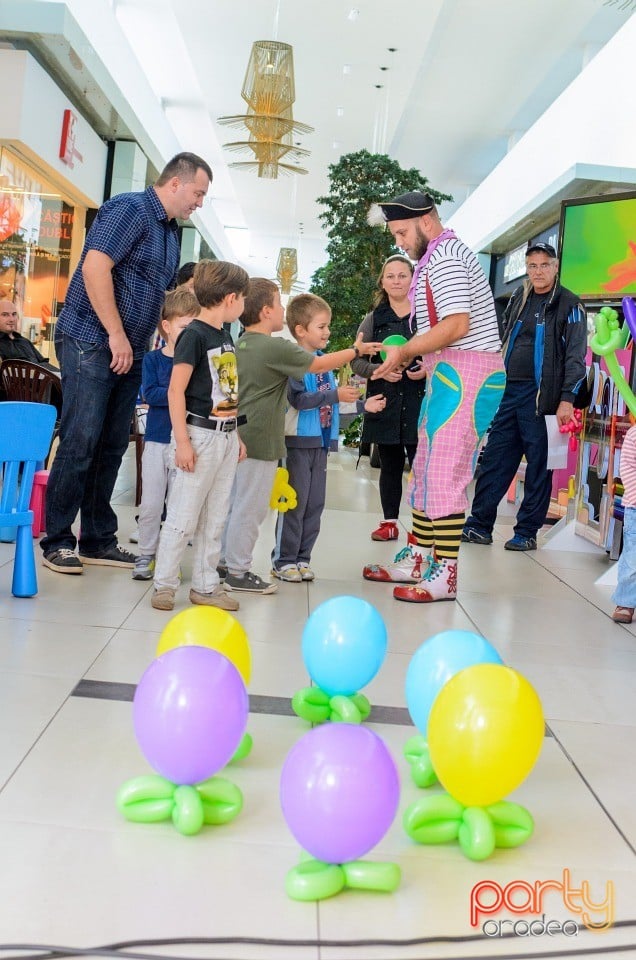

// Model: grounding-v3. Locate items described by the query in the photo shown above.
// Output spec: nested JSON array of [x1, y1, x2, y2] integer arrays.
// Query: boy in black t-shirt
[[151, 260, 250, 611]]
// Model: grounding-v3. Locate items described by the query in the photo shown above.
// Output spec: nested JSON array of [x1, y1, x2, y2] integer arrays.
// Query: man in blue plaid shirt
[[41, 152, 212, 574]]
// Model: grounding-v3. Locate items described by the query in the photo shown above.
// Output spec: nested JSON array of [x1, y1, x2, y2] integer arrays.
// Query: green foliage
[[341, 414, 363, 447], [310, 150, 452, 349]]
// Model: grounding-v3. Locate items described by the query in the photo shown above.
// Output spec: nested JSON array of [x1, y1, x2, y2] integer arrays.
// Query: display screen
[[559, 192, 636, 301]]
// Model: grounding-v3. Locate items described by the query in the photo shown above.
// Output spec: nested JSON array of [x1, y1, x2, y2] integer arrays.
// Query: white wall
[[448, 14, 636, 252], [0, 49, 107, 205]]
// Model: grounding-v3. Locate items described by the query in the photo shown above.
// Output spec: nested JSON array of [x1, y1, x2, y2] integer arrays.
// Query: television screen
[[559, 192, 636, 301]]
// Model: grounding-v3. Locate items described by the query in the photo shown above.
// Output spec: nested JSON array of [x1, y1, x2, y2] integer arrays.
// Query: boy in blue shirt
[[132, 287, 200, 580]]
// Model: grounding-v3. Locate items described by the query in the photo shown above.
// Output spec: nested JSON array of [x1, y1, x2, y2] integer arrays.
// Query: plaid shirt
[[57, 186, 179, 354]]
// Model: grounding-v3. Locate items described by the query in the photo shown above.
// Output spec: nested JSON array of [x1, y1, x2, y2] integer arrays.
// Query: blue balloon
[[405, 630, 503, 735], [302, 596, 388, 697]]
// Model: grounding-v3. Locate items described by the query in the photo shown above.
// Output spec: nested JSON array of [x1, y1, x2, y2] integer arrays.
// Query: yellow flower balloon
[[156, 607, 251, 685], [427, 664, 543, 807]]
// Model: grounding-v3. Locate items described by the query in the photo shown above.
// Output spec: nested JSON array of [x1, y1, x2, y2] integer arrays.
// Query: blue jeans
[[464, 380, 552, 540], [612, 507, 636, 608], [41, 334, 142, 555]]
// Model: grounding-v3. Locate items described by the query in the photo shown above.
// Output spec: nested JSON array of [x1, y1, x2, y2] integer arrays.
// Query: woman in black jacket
[[351, 255, 426, 541]]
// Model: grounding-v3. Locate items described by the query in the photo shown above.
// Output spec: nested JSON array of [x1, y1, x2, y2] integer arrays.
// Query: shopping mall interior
[[1, 2, 636, 958]]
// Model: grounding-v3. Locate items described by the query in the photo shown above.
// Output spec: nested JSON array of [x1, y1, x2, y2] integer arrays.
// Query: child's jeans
[[612, 505, 636, 608], [137, 440, 173, 556], [154, 426, 239, 592]]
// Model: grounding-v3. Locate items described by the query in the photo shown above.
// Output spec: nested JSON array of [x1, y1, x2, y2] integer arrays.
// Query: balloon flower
[[403, 630, 502, 788], [156, 605, 253, 762], [117, 646, 249, 835], [292, 596, 387, 724], [270, 466, 297, 512], [280, 724, 401, 900], [590, 305, 636, 416], [403, 663, 544, 860]]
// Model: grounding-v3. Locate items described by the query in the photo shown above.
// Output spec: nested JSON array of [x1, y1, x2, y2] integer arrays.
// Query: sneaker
[[132, 555, 155, 580], [42, 548, 83, 575], [79, 545, 137, 567], [394, 558, 458, 603], [612, 606, 634, 624], [504, 535, 537, 552], [217, 564, 228, 582], [363, 535, 428, 583], [461, 528, 493, 545], [189, 587, 240, 611], [224, 571, 278, 595], [297, 563, 315, 581], [151, 587, 175, 610], [371, 521, 399, 542], [271, 564, 302, 583]]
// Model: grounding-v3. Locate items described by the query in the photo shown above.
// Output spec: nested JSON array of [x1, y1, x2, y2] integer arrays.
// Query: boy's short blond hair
[[241, 278, 279, 327], [286, 293, 331, 339], [161, 287, 200, 324], [194, 259, 250, 308]]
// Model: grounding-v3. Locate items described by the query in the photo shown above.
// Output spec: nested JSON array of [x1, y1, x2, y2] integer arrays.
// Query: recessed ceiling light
[[347, 8, 359, 20], [332, 140, 341, 150], [343, 64, 352, 75], [336, 106, 344, 117]]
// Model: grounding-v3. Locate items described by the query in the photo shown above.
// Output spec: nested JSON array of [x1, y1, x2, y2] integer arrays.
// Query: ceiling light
[[343, 64, 352, 75], [347, 8, 359, 20], [336, 106, 344, 117]]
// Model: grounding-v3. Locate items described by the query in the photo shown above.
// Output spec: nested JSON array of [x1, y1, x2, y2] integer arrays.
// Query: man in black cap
[[463, 241, 587, 551], [363, 191, 504, 602]]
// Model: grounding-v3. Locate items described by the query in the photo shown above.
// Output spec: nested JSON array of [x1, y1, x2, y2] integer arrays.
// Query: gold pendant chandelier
[[218, 40, 313, 179], [276, 247, 299, 294]]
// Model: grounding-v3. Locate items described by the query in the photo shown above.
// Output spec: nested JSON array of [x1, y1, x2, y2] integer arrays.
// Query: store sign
[[503, 243, 528, 284], [59, 109, 83, 168]]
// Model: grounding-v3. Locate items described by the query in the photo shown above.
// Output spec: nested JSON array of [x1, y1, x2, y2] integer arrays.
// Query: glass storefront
[[0, 147, 86, 358]]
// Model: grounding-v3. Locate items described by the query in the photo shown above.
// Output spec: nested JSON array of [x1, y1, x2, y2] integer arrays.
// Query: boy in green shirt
[[220, 278, 381, 593]]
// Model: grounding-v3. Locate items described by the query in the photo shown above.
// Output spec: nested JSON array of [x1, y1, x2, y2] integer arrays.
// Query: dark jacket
[[501, 280, 587, 415], [351, 302, 425, 445]]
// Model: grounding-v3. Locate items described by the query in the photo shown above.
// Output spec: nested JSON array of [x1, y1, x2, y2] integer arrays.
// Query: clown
[[363, 191, 505, 603]]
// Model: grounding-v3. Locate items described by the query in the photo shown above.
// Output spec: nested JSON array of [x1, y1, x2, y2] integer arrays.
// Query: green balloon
[[329, 694, 362, 724], [172, 785, 204, 836], [342, 861, 401, 892], [380, 334, 407, 361], [458, 806, 496, 861], [285, 860, 345, 901]]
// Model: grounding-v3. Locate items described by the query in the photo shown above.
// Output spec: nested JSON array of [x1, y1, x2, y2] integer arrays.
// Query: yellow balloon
[[156, 607, 251, 685], [427, 664, 543, 807]]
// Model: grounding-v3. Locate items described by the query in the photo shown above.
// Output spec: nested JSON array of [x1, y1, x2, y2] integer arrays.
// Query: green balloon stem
[[230, 732, 253, 763]]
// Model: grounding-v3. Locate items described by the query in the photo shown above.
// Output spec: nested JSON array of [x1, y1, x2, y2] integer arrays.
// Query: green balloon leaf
[[403, 793, 534, 860], [285, 857, 400, 900], [291, 686, 331, 724], [403, 735, 439, 788], [117, 774, 242, 834], [458, 806, 496, 861], [329, 694, 362, 724], [486, 800, 534, 848]]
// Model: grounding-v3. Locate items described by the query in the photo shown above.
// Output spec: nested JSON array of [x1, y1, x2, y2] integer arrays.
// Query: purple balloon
[[623, 297, 636, 342], [133, 646, 248, 784], [280, 724, 400, 863]]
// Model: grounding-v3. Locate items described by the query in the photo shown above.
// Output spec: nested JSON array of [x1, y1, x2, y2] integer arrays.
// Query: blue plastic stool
[[0, 402, 56, 597]]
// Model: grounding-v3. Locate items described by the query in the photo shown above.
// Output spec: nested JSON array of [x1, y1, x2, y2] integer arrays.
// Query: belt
[[186, 413, 246, 433]]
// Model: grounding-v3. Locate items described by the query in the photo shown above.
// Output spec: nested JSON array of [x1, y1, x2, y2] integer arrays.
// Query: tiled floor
[[1, 446, 635, 959]]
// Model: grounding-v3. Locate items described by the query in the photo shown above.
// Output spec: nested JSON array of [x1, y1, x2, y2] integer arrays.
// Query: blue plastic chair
[[0, 402, 56, 597]]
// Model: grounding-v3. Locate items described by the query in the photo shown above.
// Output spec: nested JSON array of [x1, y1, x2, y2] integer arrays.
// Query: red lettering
[[470, 881, 503, 926]]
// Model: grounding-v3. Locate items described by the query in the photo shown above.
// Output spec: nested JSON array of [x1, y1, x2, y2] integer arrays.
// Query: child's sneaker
[[271, 564, 302, 583], [132, 555, 155, 580], [189, 587, 240, 611], [297, 563, 315, 581], [224, 571, 278, 594], [151, 587, 176, 610], [363, 535, 428, 583], [393, 558, 458, 603]]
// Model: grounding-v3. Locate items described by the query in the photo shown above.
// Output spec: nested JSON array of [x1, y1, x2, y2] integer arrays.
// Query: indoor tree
[[310, 149, 452, 349]]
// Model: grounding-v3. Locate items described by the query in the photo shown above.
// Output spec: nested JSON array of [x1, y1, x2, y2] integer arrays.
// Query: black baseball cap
[[526, 242, 557, 258]]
